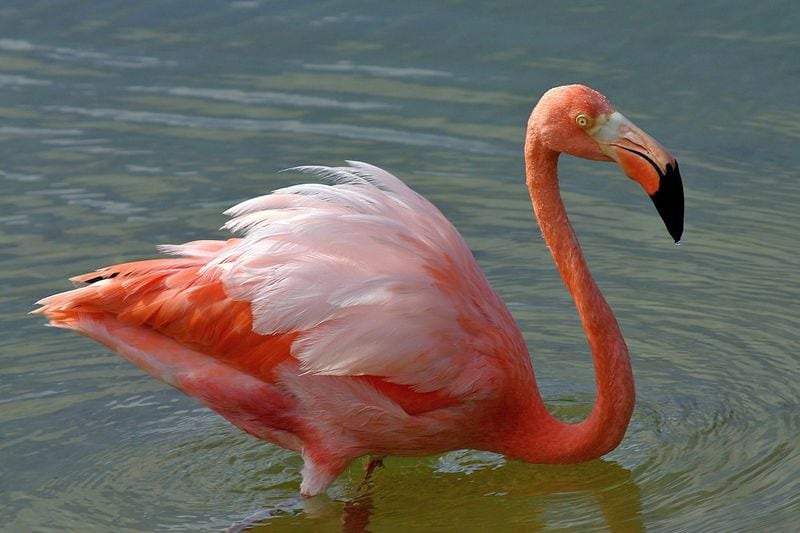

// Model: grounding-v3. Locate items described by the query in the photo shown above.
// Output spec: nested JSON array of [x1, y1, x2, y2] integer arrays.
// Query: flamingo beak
[[594, 112, 684, 243]]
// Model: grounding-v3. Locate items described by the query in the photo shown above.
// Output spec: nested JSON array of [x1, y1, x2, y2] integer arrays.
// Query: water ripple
[[27, 187, 147, 215], [129, 84, 395, 110], [303, 60, 453, 79], [44, 105, 508, 154], [0, 74, 51, 87], [0, 169, 42, 182], [0, 38, 176, 69], [0, 126, 82, 136]]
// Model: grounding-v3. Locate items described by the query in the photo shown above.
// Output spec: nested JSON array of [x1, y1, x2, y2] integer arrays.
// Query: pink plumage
[[35, 85, 684, 496]]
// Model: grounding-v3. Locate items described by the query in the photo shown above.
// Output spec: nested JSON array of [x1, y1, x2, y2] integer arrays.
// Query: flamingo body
[[36, 85, 684, 495]]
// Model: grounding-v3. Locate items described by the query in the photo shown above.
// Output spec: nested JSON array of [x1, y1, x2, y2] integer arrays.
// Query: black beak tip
[[649, 161, 684, 243], [669, 228, 683, 244]]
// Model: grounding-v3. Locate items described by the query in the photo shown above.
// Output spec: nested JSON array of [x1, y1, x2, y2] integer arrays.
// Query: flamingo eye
[[575, 114, 593, 128]]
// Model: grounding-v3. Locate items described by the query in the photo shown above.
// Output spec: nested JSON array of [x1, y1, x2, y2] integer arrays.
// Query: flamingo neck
[[500, 131, 635, 463]]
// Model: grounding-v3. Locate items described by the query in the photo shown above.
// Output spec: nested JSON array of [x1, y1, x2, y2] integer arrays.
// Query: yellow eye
[[576, 114, 593, 128]]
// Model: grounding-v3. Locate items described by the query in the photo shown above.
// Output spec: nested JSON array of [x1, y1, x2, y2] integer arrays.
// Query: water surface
[[2, 1, 799, 531]]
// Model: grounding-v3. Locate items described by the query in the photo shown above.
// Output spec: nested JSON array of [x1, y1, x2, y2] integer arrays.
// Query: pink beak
[[594, 112, 684, 242]]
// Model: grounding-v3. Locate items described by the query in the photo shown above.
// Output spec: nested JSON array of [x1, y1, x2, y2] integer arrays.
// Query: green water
[[2, 1, 799, 531]]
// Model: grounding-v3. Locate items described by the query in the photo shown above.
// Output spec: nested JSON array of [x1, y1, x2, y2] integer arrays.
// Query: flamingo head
[[529, 84, 684, 242]]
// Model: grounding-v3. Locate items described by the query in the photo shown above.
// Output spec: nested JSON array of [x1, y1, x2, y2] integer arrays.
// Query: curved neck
[[500, 129, 635, 463]]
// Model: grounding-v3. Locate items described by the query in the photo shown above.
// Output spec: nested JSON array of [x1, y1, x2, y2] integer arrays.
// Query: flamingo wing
[[209, 161, 525, 395]]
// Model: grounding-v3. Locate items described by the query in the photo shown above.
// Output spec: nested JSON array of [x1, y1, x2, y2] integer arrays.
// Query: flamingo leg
[[225, 459, 384, 533], [338, 457, 384, 532], [362, 456, 384, 480]]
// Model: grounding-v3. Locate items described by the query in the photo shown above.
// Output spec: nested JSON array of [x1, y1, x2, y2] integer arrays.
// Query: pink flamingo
[[35, 85, 683, 496]]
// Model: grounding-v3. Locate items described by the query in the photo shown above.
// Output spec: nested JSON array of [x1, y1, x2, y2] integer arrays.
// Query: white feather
[[174, 162, 523, 395]]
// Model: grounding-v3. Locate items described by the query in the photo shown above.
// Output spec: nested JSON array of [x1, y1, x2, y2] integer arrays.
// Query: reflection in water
[[243, 459, 642, 532]]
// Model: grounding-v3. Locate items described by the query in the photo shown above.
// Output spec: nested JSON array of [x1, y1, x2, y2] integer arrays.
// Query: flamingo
[[35, 84, 683, 496]]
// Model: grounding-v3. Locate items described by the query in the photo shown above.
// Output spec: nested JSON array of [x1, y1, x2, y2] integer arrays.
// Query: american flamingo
[[35, 84, 683, 496]]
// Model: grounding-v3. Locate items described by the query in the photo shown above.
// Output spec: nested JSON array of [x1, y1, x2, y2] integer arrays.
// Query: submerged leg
[[226, 451, 354, 531], [339, 456, 384, 532], [362, 456, 384, 481], [226, 455, 379, 531]]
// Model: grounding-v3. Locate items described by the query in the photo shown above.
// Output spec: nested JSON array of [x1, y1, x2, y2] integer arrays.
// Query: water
[[2, 1, 798, 531]]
